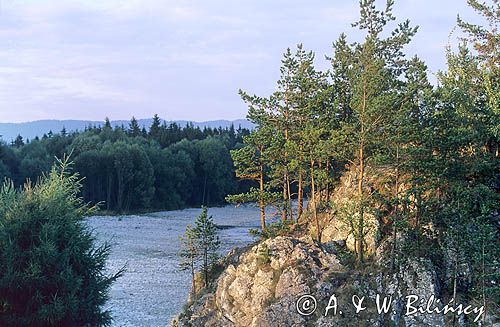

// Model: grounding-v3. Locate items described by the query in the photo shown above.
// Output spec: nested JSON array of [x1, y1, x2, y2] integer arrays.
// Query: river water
[[85, 205, 263, 327]]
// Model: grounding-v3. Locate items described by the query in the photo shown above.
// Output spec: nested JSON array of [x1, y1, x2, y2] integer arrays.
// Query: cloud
[[0, 0, 483, 123]]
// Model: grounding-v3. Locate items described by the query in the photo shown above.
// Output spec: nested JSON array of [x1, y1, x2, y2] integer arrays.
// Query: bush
[[249, 220, 292, 240], [0, 157, 122, 326]]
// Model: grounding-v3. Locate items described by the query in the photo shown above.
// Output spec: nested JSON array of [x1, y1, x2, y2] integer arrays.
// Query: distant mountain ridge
[[0, 118, 254, 142]]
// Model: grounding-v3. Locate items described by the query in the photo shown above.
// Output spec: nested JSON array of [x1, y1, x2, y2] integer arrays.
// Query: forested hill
[[0, 115, 253, 213], [0, 118, 253, 143]]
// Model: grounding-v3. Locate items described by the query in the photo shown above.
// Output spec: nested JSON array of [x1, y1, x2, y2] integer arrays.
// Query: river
[[85, 205, 264, 326]]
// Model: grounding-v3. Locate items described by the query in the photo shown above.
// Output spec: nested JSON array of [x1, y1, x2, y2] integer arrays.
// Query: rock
[[312, 167, 384, 255], [274, 267, 308, 299], [400, 259, 445, 327], [176, 237, 446, 327], [177, 236, 343, 326]]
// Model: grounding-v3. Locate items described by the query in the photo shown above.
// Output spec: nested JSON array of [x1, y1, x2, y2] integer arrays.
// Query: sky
[[0, 0, 485, 123]]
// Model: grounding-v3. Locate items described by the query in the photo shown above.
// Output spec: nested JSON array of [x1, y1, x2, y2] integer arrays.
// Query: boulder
[[175, 237, 446, 327], [177, 236, 343, 326]]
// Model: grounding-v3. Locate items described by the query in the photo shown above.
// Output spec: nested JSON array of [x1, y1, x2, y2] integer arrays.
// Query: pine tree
[[239, 89, 288, 220], [192, 207, 220, 288], [428, 15, 499, 318], [227, 128, 281, 233], [239, 45, 329, 226], [104, 117, 112, 129], [149, 114, 162, 140], [333, 0, 418, 263], [128, 116, 141, 137], [178, 224, 199, 299], [386, 56, 434, 270], [457, 0, 499, 73], [13, 135, 24, 148], [141, 126, 148, 138]]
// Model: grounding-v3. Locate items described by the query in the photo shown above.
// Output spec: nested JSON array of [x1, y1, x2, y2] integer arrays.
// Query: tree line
[[0, 115, 251, 212], [227, 0, 498, 316]]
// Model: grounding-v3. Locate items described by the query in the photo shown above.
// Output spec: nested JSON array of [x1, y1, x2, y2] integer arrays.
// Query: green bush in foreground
[[0, 157, 122, 326]]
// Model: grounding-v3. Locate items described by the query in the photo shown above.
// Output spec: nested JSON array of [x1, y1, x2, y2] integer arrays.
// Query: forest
[[225, 0, 499, 314], [0, 0, 498, 323], [0, 115, 250, 212]]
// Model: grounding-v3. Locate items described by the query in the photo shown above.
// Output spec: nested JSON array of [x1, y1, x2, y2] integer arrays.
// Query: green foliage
[[225, 187, 281, 207], [257, 243, 272, 265], [179, 207, 221, 290], [249, 220, 292, 240], [178, 224, 199, 299], [336, 246, 357, 269], [0, 157, 122, 326], [232, 0, 498, 315], [0, 116, 250, 213], [179, 224, 199, 270], [128, 116, 141, 138], [196, 137, 237, 206], [0, 0, 496, 319]]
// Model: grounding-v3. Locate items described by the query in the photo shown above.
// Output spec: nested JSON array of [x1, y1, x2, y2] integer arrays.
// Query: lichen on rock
[[174, 232, 451, 327], [175, 236, 343, 326]]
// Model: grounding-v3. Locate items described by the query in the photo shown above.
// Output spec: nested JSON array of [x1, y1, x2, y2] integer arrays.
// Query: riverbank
[[86, 205, 261, 326]]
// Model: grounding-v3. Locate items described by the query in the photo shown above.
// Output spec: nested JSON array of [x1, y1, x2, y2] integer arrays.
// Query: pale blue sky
[[0, 0, 484, 123]]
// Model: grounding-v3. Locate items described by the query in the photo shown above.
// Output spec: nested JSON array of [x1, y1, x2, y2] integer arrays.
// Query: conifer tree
[[13, 135, 24, 148], [0, 157, 122, 326], [179, 224, 199, 299], [192, 207, 220, 288], [104, 117, 112, 129], [227, 129, 274, 232], [329, 0, 418, 263], [128, 116, 141, 137], [149, 114, 162, 140], [427, 9, 499, 316]]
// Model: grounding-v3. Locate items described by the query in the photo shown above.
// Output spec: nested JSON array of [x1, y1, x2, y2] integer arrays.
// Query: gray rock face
[[312, 168, 382, 255], [214, 236, 342, 326], [176, 236, 343, 326], [376, 258, 445, 327], [174, 237, 447, 327]]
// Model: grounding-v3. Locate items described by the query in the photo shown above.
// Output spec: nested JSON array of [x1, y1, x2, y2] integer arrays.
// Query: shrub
[[0, 157, 122, 326], [249, 220, 292, 240]]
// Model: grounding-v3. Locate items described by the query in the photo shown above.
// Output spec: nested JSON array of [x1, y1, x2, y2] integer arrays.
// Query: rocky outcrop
[[175, 236, 343, 326], [216, 236, 343, 326], [174, 236, 447, 327], [312, 167, 390, 256]]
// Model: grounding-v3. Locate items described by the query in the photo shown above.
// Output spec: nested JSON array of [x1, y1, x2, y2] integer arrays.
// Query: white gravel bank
[[86, 205, 261, 326]]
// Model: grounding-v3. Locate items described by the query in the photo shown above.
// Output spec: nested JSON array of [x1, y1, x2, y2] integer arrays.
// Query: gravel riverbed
[[86, 205, 261, 327]]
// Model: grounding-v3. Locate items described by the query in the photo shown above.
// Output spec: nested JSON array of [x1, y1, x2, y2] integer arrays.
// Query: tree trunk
[[204, 249, 208, 288], [357, 143, 364, 263], [202, 175, 207, 206], [311, 158, 320, 242], [297, 171, 303, 222], [259, 159, 266, 232], [106, 174, 112, 211], [284, 96, 291, 222], [117, 170, 123, 213], [391, 146, 399, 271], [326, 160, 331, 201], [357, 75, 367, 264], [318, 161, 323, 202], [191, 263, 196, 299], [282, 178, 287, 222], [287, 172, 292, 221]]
